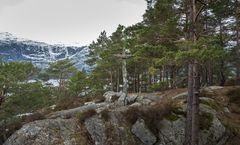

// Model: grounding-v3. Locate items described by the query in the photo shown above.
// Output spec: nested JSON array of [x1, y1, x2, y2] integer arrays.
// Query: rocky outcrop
[[4, 87, 235, 145]]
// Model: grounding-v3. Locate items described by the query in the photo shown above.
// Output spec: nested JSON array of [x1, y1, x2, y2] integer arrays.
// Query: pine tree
[[46, 59, 77, 98]]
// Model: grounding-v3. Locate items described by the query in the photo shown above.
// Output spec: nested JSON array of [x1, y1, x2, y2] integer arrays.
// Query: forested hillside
[[86, 0, 239, 95]]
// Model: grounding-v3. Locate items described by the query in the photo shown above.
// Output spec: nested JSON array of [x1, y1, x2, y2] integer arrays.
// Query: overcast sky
[[0, 0, 146, 45]]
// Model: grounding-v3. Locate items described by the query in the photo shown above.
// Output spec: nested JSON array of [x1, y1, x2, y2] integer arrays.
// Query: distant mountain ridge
[[0, 32, 89, 70]]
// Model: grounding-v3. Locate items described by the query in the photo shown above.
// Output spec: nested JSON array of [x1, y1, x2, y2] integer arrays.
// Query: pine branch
[[195, 0, 206, 22], [196, 0, 207, 6]]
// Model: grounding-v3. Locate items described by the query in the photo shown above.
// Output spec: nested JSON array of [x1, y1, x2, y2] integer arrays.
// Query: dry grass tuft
[[227, 88, 240, 105], [76, 109, 97, 124], [22, 113, 45, 123], [100, 109, 111, 121], [54, 96, 105, 112], [123, 98, 178, 135]]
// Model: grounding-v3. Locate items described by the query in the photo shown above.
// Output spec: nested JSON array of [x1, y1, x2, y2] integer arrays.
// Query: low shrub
[[100, 109, 110, 121], [199, 90, 215, 98], [123, 107, 140, 125], [200, 99, 219, 110], [123, 98, 177, 135], [94, 96, 106, 103], [165, 113, 179, 121], [225, 77, 240, 86], [227, 88, 240, 105], [22, 113, 46, 123], [55, 96, 106, 112], [199, 112, 213, 130], [148, 81, 169, 92], [76, 109, 97, 124], [0, 118, 22, 144]]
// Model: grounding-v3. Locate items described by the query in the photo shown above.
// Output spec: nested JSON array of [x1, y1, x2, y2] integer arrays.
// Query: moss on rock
[[165, 113, 180, 122], [199, 112, 214, 130]]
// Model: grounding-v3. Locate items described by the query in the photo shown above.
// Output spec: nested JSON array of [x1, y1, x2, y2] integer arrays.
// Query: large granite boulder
[[4, 119, 79, 145], [156, 116, 228, 145]]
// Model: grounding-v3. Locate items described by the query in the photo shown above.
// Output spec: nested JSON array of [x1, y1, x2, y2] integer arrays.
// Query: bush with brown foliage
[[0, 118, 22, 144], [54, 98, 89, 111], [123, 98, 178, 135], [199, 112, 213, 130], [227, 88, 240, 105], [76, 109, 97, 124], [100, 109, 111, 121], [225, 77, 240, 86], [22, 113, 46, 123], [93, 96, 106, 103], [54, 96, 105, 112]]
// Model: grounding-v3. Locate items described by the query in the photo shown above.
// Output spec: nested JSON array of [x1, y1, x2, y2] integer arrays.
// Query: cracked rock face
[[156, 116, 228, 145], [157, 118, 185, 145], [3, 119, 79, 145], [131, 119, 157, 145], [84, 116, 107, 145]]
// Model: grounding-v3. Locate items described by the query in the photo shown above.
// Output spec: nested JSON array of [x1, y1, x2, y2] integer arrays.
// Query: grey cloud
[[0, 0, 25, 11], [0, 0, 146, 45], [115, 0, 146, 5]]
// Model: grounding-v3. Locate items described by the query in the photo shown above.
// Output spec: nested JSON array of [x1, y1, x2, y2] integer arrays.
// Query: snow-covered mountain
[[0, 32, 89, 70]]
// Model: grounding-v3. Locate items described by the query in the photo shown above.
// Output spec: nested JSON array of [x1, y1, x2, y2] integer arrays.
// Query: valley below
[[0, 32, 89, 70]]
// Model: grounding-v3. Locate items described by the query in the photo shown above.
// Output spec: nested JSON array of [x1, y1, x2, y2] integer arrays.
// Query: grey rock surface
[[131, 119, 157, 145], [157, 118, 185, 145], [103, 91, 121, 103], [84, 116, 107, 145], [4, 119, 79, 145], [48, 102, 107, 119]]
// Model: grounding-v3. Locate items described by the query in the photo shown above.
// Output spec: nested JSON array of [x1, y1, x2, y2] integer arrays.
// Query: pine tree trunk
[[110, 71, 114, 91], [185, 0, 201, 144], [192, 61, 200, 145], [185, 62, 193, 145], [202, 65, 207, 86], [163, 66, 166, 82], [117, 68, 120, 92], [236, 0, 240, 84], [148, 73, 151, 92], [184, 1, 193, 143], [133, 71, 136, 93], [122, 58, 128, 95], [159, 69, 162, 82], [219, 19, 226, 86], [137, 74, 140, 93], [139, 74, 142, 93], [208, 63, 213, 86], [220, 60, 225, 86], [191, 0, 200, 144], [170, 67, 175, 88]]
